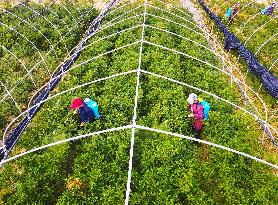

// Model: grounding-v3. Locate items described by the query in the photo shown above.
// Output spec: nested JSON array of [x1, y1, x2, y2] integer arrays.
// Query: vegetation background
[[0, 0, 277, 204]]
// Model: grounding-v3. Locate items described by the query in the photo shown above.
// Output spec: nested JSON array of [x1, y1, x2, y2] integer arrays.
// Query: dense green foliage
[[0, 0, 277, 204], [0, 0, 97, 135], [205, 0, 277, 75], [202, 0, 278, 104]]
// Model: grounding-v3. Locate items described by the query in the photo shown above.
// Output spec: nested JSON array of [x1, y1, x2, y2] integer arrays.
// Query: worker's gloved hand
[[73, 109, 78, 114], [188, 114, 194, 118], [80, 122, 86, 127]]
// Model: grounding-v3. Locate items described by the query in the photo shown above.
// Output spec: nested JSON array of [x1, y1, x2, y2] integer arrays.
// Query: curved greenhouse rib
[[0, 0, 57, 35], [0, 6, 96, 104], [208, 0, 277, 41], [0, 125, 133, 166], [1, 10, 202, 104], [146, 24, 241, 78], [2, 69, 137, 142], [4, 64, 276, 144], [146, 3, 203, 32], [100, 5, 144, 28], [192, 1, 270, 124], [61, 4, 78, 27], [142, 27, 267, 122], [144, 40, 235, 79], [0, 21, 50, 75], [22, 0, 79, 39], [1, 124, 277, 169], [157, 0, 193, 19], [81, 25, 142, 51], [99, 13, 144, 32], [85, 14, 144, 42], [26, 41, 141, 111], [243, 16, 277, 46], [0, 81, 22, 113], [0, 45, 35, 85], [49, 24, 142, 81], [255, 33, 278, 55], [145, 24, 246, 82], [145, 24, 212, 50], [100, 11, 203, 39], [140, 69, 278, 136], [136, 125, 278, 169], [269, 58, 278, 72], [169, 1, 267, 121], [107, 0, 138, 15], [257, 58, 278, 92], [20, 3, 70, 53], [60, 34, 141, 71], [236, 7, 277, 34], [241, 17, 277, 79], [145, 24, 267, 121], [37, 3, 74, 37], [2, 9, 58, 57], [125, 5, 147, 203], [236, 12, 260, 35], [146, 13, 203, 36]]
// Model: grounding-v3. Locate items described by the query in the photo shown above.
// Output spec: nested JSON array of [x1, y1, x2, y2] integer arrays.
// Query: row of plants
[[0, 0, 277, 204], [204, 0, 277, 74], [195, 0, 277, 132], [200, 0, 277, 101], [0, 0, 98, 136]]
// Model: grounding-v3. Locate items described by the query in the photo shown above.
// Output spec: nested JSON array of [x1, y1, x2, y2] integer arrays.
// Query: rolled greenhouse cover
[[198, 0, 278, 99], [0, 0, 118, 164]]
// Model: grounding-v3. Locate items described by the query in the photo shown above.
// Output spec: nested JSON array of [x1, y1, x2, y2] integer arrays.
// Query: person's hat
[[70, 98, 83, 109], [187, 93, 198, 104]]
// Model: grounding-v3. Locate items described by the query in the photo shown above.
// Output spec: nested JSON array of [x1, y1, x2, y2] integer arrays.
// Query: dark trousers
[[193, 126, 202, 140]]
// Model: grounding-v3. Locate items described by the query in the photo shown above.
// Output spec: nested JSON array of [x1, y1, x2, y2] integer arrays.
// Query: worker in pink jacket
[[187, 93, 204, 142]]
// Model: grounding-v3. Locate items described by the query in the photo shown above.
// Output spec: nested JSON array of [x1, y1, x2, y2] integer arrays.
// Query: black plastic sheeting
[[0, 0, 118, 164], [198, 0, 278, 148], [198, 0, 278, 99]]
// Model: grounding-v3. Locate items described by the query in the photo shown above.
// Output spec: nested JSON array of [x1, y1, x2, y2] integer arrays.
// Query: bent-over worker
[[187, 93, 204, 142], [70, 97, 95, 126]]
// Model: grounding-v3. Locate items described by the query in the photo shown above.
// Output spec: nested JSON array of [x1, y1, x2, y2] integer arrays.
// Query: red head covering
[[70, 98, 84, 109]]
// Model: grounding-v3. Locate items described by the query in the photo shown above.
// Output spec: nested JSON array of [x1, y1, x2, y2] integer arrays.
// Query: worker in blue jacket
[[70, 98, 95, 126]]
